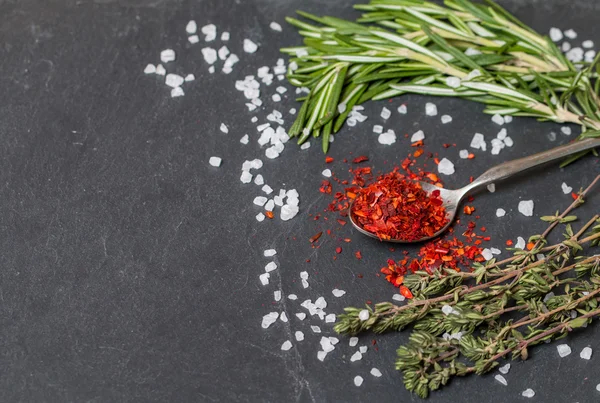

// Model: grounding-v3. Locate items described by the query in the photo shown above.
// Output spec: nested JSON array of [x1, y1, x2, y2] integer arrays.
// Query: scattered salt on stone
[[243, 39, 258, 53], [504, 115, 513, 123], [446, 76, 461, 88], [166, 74, 184, 88], [522, 388, 535, 398], [322, 169, 332, 178], [186, 20, 197, 34], [459, 149, 469, 159], [354, 376, 364, 387], [397, 104, 407, 114], [281, 204, 299, 221], [295, 331, 304, 342], [265, 262, 277, 273], [274, 290, 281, 301], [155, 64, 166, 75], [482, 248, 494, 261], [270, 22, 282, 32], [254, 175, 264, 186], [218, 46, 230, 60], [272, 94, 281, 102], [564, 29, 577, 39], [496, 208, 506, 217], [425, 102, 438, 116], [580, 346, 592, 360], [567, 47, 584, 62], [287, 294, 297, 301], [380, 107, 391, 120], [332, 289, 346, 297], [518, 200, 534, 217], [300, 142, 311, 150], [359, 346, 367, 354], [411, 130, 425, 142], [373, 125, 383, 134], [315, 297, 327, 309], [503, 136, 514, 147], [487, 183, 496, 193], [561, 126, 572, 136], [392, 294, 405, 302], [495, 374, 508, 386], [240, 171, 253, 184], [188, 35, 199, 44], [350, 351, 363, 362], [358, 310, 370, 321], [438, 158, 455, 175], [549, 27, 563, 42], [441, 115, 452, 124], [561, 182, 573, 194], [208, 66, 215, 74], [221, 31, 230, 41], [470, 133, 486, 151], [262, 185, 273, 195], [491, 114, 504, 125], [597, 384, 600, 392], [281, 340, 293, 351], [516, 237, 526, 250], [325, 314, 336, 323], [585, 49, 597, 63], [296, 312, 306, 320], [184, 74, 195, 82], [171, 87, 184, 98], [557, 344, 572, 357], [490, 247, 501, 255], [255, 213, 265, 222], [499, 364, 511, 374], [253, 196, 268, 207], [261, 312, 278, 328], [562, 41, 572, 52], [378, 130, 396, 145], [349, 337, 359, 347], [317, 351, 328, 361], [202, 47, 218, 64], [220, 123, 229, 134], [583, 40, 594, 49], [264, 249, 277, 257], [311, 325, 321, 333], [209, 156, 222, 167], [259, 272, 269, 285], [280, 312, 288, 322], [160, 49, 176, 63], [371, 368, 382, 377], [144, 64, 156, 74]]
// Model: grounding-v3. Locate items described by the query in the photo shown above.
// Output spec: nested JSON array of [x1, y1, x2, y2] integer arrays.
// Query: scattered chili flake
[[399, 285, 413, 299], [337, 219, 347, 226], [350, 171, 448, 241], [463, 205, 475, 215], [506, 239, 513, 246], [526, 242, 535, 251], [571, 192, 579, 200], [355, 250, 362, 259], [467, 153, 475, 159], [265, 211, 274, 219], [353, 156, 369, 164], [319, 180, 332, 194], [343, 238, 351, 243], [413, 148, 424, 158], [335, 247, 342, 254], [325, 156, 334, 163], [309, 232, 323, 243]]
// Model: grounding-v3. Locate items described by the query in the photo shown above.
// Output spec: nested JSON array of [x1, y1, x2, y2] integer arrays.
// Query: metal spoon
[[349, 137, 600, 243]]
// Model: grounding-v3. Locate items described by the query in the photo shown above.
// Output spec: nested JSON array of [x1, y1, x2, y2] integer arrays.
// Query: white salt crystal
[[349, 337, 359, 347], [491, 114, 504, 125], [548, 131, 557, 141], [171, 87, 184, 98], [495, 375, 508, 386], [259, 272, 270, 285], [311, 325, 321, 333], [490, 248, 501, 255], [264, 200, 275, 211], [281, 340, 293, 351], [265, 262, 277, 273], [337, 103, 347, 114], [276, 86, 287, 94], [350, 351, 362, 362], [325, 314, 336, 323], [557, 344, 571, 357], [144, 64, 156, 74], [155, 64, 166, 75], [270, 21, 282, 32], [218, 46, 230, 60], [459, 149, 469, 159], [280, 312, 288, 323], [567, 47, 584, 62], [160, 49, 176, 63], [522, 389, 535, 398], [499, 363, 511, 374], [296, 312, 306, 320], [186, 20, 197, 34], [580, 346, 592, 360], [562, 41, 571, 52], [381, 107, 391, 120], [280, 204, 299, 221], [261, 312, 278, 328], [254, 174, 264, 186], [378, 130, 396, 145], [371, 368, 382, 377], [265, 147, 280, 159], [188, 35, 199, 44], [561, 126, 572, 136], [240, 171, 253, 184], [208, 66, 215, 74], [300, 142, 311, 150], [583, 40, 594, 49], [358, 310, 370, 321], [441, 115, 452, 124], [347, 118, 357, 127], [220, 123, 229, 134], [441, 305, 454, 316], [359, 346, 367, 354], [496, 208, 506, 217], [446, 76, 461, 88], [518, 200, 534, 217], [504, 115, 513, 123], [209, 156, 222, 167], [392, 294, 405, 302], [516, 237, 526, 250], [295, 331, 304, 341], [165, 74, 184, 88], [300, 271, 309, 280], [255, 213, 265, 222], [497, 128, 507, 140], [354, 376, 364, 387], [201, 47, 217, 64], [244, 39, 258, 53], [221, 31, 230, 41], [549, 27, 563, 42], [287, 294, 297, 300], [274, 290, 281, 301], [373, 125, 383, 134], [438, 158, 455, 175], [482, 248, 494, 261], [253, 196, 268, 207], [332, 289, 346, 297], [262, 185, 273, 195], [597, 384, 600, 392], [272, 94, 281, 102], [487, 183, 496, 193], [397, 104, 407, 114], [585, 50, 597, 62], [317, 351, 327, 361], [425, 102, 438, 116], [322, 169, 332, 178], [562, 182, 573, 194], [564, 29, 577, 39], [315, 297, 327, 309], [184, 74, 195, 82], [470, 133, 486, 151], [411, 130, 425, 142]]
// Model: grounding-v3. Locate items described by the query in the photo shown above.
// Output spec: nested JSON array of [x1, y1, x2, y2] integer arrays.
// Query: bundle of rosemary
[[334, 175, 600, 398], [282, 0, 600, 161]]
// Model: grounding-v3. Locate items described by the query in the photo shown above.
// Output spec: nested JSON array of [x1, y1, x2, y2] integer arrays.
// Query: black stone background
[[1, 0, 599, 402]]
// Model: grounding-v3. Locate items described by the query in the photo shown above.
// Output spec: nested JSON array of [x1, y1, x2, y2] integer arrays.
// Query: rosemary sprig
[[283, 0, 600, 158], [334, 175, 600, 398]]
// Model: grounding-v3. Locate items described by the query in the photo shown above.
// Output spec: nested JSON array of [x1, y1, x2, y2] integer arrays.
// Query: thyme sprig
[[283, 0, 600, 157], [334, 175, 600, 398]]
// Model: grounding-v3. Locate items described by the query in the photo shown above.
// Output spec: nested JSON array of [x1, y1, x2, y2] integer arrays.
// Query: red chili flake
[[350, 171, 448, 241], [467, 153, 475, 159], [357, 274, 363, 278], [413, 148, 424, 158], [309, 232, 323, 243], [442, 143, 452, 148], [399, 285, 413, 299], [571, 192, 579, 200], [337, 219, 347, 226], [265, 211, 274, 219], [355, 250, 362, 259], [319, 180, 332, 194], [480, 227, 487, 232], [325, 156, 334, 163], [353, 156, 369, 164], [526, 242, 535, 251], [336, 247, 343, 254], [463, 205, 475, 215], [343, 238, 351, 243], [506, 239, 513, 246]]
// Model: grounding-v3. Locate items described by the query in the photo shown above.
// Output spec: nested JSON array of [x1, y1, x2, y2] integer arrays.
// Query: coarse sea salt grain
[[487, 183, 496, 193], [562, 41, 571, 52], [358, 309, 370, 321], [188, 35, 199, 44], [518, 200, 534, 217], [392, 294, 405, 302], [311, 325, 321, 333], [262, 185, 273, 195], [287, 294, 297, 301], [332, 289, 346, 297], [300, 142, 310, 150], [165, 74, 184, 88], [490, 247, 501, 255], [270, 22, 282, 32], [516, 237, 526, 250], [441, 115, 452, 124], [491, 114, 504, 125], [349, 337, 359, 347], [265, 262, 277, 273], [564, 29, 577, 39], [218, 46, 230, 60], [296, 312, 306, 321], [425, 102, 438, 116], [580, 346, 593, 360], [144, 64, 156, 74], [259, 272, 269, 285], [438, 158, 455, 175], [256, 213, 265, 222], [557, 344, 571, 357], [186, 20, 197, 34], [371, 368, 382, 377], [160, 49, 176, 63], [325, 314, 336, 323], [547, 131, 557, 141], [397, 104, 407, 114], [373, 125, 383, 134], [221, 31, 230, 41], [202, 47, 217, 65], [254, 175, 264, 186], [561, 126, 572, 136], [244, 39, 258, 53], [274, 290, 281, 301], [495, 375, 508, 386], [264, 249, 277, 257], [281, 340, 292, 351], [522, 389, 535, 398], [496, 208, 506, 217], [567, 47, 584, 62], [322, 169, 332, 178], [562, 182, 573, 194], [470, 133, 486, 151], [171, 87, 184, 98], [459, 149, 469, 159], [220, 123, 229, 134], [549, 27, 563, 42], [350, 351, 362, 362], [583, 39, 594, 48], [354, 376, 364, 387], [482, 248, 494, 261], [240, 171, 253, 184], [381, 107, 391, 120], [184, 74, 195, 82], [295, 331, 304, 341], [359, 346, 367, 354], [411, 130, 425, 142], [378, 130, 396, 145], [155, 64, 166, 75], [209, 156, 222, 167], [261, 312, 278, 328], [499, 364, 511, 374]]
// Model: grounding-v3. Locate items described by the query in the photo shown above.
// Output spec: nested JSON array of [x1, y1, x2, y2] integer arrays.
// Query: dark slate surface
[[1, 0, 599, 402]]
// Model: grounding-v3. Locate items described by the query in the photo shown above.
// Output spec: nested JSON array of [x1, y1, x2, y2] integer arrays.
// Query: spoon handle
[[464, 137, 600, 192]]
